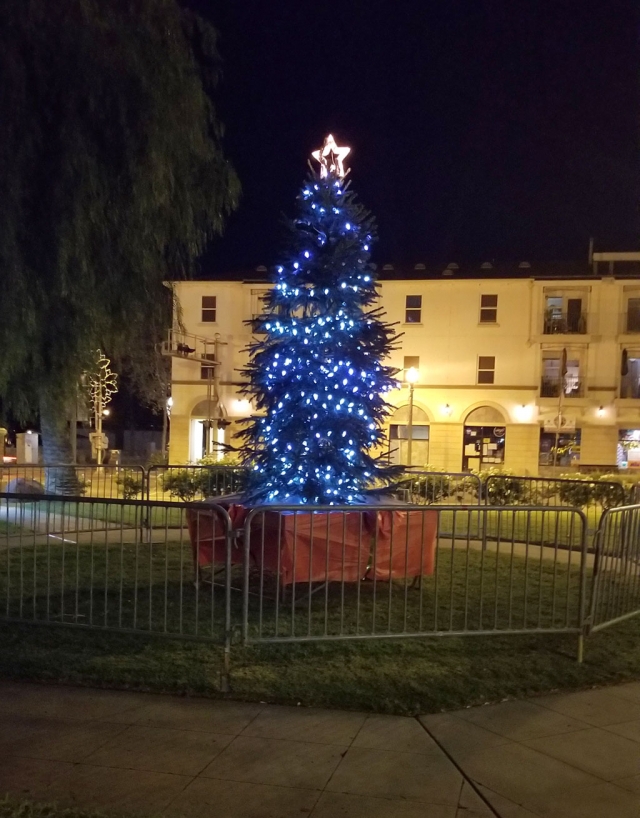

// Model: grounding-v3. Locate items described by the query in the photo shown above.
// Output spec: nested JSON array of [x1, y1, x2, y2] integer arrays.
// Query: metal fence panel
[[147, 465, 246, 503], [0, 494, 233, 647], [483, 475, 626, 510], [588, 504, 640, 633], [0, 464, 146, 500], [392, 471, 482, 506], [240, 504, 588, 645]]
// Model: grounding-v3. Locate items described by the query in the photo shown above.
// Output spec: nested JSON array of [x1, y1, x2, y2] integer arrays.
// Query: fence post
[[221, 512, 235, 694]]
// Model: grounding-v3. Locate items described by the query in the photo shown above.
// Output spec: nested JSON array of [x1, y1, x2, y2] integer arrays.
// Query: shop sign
[[543, 416, 576, 431]]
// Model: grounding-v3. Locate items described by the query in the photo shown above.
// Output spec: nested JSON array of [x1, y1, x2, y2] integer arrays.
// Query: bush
[[161, 470, 200, 501], [407, 471, 455, 504], [116, 473, 143, 500], [195, 466, 245, 498], [478, 468, 526, 506], [556, 475, 596, 508], [556, 473, 627, 509]]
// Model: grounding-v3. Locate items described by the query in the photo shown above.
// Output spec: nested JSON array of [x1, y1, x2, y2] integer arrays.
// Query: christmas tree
[[239, 135, 401, 504]]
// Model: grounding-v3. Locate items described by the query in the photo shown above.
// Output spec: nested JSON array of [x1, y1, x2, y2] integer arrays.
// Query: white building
[[166, 252, 640, 475]]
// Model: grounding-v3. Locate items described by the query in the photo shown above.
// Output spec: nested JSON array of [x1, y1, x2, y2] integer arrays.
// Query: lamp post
[[406, 366, 419, 466]]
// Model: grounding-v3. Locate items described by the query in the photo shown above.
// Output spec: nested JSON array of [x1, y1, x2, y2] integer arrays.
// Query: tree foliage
[[0, 0, 239, 421], [239, 169, 401, 504]]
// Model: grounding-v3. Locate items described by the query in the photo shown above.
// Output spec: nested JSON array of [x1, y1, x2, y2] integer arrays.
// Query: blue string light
[[238, 168, 401, 504]]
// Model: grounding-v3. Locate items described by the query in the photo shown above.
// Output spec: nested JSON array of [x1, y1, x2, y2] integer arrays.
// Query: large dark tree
[[0, 0, 239, 489]]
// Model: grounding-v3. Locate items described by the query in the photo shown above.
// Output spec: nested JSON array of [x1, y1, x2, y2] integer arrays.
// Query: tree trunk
[[39, 396, 83, 495]]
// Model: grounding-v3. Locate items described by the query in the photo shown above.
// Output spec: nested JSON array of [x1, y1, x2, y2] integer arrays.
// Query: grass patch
[[0, 537, 586, 639], [1, 530, 639, 715], [0, 800, 134, 818], [1, 616, 640, 715]]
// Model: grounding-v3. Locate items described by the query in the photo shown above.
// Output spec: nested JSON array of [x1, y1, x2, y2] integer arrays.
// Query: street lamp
[[406, 366, 419, 466]]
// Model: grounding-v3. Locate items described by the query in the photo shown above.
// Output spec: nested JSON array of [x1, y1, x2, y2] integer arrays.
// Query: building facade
[[167, 253, 640, 475]]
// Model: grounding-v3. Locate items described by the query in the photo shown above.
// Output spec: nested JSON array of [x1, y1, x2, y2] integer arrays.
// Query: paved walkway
[[1, 681, 640, 817]]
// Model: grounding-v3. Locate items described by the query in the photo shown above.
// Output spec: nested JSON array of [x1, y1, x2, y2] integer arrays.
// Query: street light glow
[[406, 366, 419, 384]]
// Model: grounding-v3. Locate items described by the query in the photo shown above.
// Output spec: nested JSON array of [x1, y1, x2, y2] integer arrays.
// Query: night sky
[[195, 0, 640, 275]]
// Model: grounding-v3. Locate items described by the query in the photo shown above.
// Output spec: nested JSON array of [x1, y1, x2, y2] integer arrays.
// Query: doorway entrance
[[463, 406, 507, 472]]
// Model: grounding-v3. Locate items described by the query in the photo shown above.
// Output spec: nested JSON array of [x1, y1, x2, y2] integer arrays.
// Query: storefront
[[618, 429, 640, 469], [539, 430, 581, 467], [462, 406, 506, 472]]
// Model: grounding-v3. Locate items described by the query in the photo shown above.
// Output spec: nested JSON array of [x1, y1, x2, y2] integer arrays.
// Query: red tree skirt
[[186, 505, 437, 586]]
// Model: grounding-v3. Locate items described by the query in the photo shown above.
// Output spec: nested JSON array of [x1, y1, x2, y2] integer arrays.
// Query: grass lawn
[[0, 800, 135, 818], [1, 534, 586, 638], [1, 614, 640, 716], [1, 528, 639, 715]]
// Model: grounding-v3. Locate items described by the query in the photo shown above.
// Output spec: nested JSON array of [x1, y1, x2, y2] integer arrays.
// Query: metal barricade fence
[[392, 471, 482, 505], [0, 464, 146, 500], [483, 475, 626, 510], [240, 504, 588, 652], [0, 494, 233, 656], [483, 475, 626, 545], [587, 504, 640, 633], [147, 465, 246, 503]]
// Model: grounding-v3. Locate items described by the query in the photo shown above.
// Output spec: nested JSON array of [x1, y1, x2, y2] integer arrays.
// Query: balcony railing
[[543, 312, 587, 335], [540, 379, 584, 398], [161, 329, 219, 366]]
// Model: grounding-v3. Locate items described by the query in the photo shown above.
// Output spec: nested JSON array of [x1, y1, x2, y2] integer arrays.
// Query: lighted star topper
[[311, 134, 350, 178]]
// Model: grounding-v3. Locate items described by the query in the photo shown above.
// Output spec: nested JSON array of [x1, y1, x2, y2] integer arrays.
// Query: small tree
[[239, 136, 401, 504]]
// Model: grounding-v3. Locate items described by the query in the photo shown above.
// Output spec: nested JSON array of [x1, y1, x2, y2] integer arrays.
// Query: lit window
[[477, 356, 495, 384], [480, 294, 498, 323], [405, 295, 422, 323], [202, 296, 217, 322]]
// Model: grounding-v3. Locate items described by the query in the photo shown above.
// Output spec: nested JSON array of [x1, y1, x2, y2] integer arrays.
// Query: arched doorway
[[463, 406, 507, 472], [388, 405, 430, 466], [190, 398, 227, 463]]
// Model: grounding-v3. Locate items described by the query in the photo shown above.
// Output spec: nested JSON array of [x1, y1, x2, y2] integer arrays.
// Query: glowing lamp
[[406, 367, 419, 384]]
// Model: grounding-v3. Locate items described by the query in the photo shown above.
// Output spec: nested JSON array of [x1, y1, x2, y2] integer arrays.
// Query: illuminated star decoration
[[311, 134, 351, 178]]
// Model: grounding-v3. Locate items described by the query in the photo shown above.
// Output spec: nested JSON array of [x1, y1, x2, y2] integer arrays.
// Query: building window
[[200, 353, 216, 380], [201, 296, 217, 322], [539, 430, 581, 467], [620, 350, 640, 398], [541, 354, 582, 397], [479, 294, 498, 323], [251, 289, 270, 320], [626, 298, 640, 333], [543, 294, 586, 334], [477, 356, 495, 384], [403, 356, 420, 380], [405, 295, 422, 323]]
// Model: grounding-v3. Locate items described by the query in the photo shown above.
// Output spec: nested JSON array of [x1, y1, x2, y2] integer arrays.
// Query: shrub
[[478, 468, 526, 506], [161, 470, 200, 501], [556, 475, 595, 507], [116, 473, 143, 500], [556, 473, 627, 509], [195, 467, 245, 498]]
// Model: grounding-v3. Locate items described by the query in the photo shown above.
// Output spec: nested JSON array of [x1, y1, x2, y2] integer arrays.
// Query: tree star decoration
[[311, 134, 350, 178]]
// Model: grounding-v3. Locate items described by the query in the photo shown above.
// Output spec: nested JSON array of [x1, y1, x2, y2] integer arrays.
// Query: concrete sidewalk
[[0, 681, 640, 817]]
